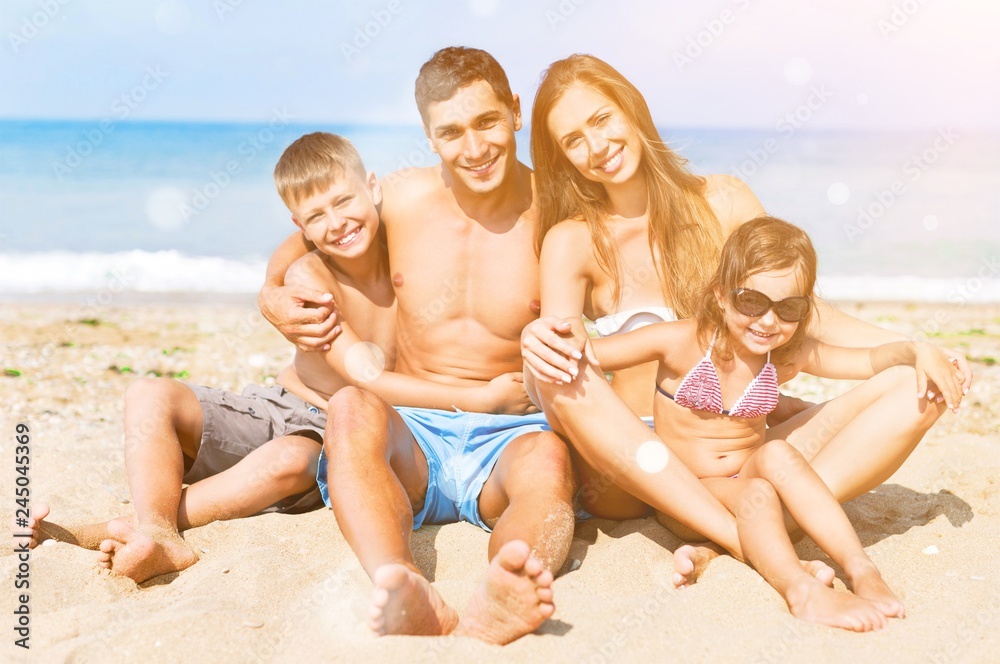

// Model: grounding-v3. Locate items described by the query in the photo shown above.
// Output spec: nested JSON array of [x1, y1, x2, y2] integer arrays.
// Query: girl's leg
[[768, 366, 946, 503], [718, 476, 888, 632], [741, 440, 905, 618]]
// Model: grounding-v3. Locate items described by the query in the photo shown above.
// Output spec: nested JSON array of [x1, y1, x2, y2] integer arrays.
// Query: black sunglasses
[[731, 288, 811, 323]]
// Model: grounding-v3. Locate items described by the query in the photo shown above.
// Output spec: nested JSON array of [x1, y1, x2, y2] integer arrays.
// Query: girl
[[589, 216, 962, 631], [521, 53, 968, 556]]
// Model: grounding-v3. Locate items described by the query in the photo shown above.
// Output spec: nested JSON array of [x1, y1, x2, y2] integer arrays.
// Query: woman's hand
[[914, 343, 965, 412], [520, 316, 584, 384]]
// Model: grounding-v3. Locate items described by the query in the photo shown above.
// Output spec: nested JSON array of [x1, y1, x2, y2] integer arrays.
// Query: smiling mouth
[[748, 328, 777, 340], [463, 154, 499, 175], [333, 228, 361, 246], [595, 147, 624, 173]]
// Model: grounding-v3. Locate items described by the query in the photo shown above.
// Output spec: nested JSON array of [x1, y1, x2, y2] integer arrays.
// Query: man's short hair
[[274, 132, 366, 208], [414, 46, 514, 126]]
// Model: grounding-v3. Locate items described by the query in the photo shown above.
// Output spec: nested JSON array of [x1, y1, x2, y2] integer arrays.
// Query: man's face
[[424, 79, 521, 196]]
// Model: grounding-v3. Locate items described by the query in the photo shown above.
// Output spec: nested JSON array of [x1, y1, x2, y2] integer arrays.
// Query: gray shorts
[[185, 384, 326, 513]]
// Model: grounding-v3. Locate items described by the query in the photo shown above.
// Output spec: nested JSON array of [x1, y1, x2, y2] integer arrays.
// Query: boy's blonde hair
[[697, 216, 818, 367], [274, 132, 366, 208]]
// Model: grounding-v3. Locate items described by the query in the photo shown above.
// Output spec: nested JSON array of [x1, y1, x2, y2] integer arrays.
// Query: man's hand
[[483, 372, 540, 415], [258, 284, 341, 352]]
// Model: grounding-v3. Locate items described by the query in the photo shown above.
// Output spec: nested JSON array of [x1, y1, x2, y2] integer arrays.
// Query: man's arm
[[286, 256, 536, 415], [258, 231, 340, 351]]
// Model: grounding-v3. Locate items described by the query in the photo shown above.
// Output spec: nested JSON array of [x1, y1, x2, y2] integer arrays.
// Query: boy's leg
[[21, 435, 320, 550], [740, 440, 905, 618], [711, 476, 888, 632], [323, 387, 457, 637], [94, 377, 203, 582], [768, 366, 946, 502]]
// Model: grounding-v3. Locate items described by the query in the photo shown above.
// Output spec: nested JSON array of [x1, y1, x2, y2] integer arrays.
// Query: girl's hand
[[940, 347, 973, 395], [914, 343, 965, 412], [520, 317, 584, 384]]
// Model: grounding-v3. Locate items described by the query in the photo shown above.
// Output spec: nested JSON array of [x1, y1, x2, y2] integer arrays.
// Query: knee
[[324, 387, 390, 453], [124, 376, 181, 405], [737, 478, 778, 521], [517, 432, 576, 490], [754, 439, 806, 482], [268, 440, 320, 485]]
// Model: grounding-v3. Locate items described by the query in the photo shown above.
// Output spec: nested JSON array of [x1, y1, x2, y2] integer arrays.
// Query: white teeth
[[335, 229, 360, 246], [600, 150, 623, 172], [467, 156, 498, 173]]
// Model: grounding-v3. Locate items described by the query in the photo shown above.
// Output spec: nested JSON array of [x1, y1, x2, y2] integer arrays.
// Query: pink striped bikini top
[[656, 332, 779, 418]]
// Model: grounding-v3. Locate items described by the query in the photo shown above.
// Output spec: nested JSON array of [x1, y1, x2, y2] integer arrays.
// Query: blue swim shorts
[[316, 408, 550, 532]]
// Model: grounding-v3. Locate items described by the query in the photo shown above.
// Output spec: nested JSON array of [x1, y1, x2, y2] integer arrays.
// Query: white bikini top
[[590, 306, 677, 337]]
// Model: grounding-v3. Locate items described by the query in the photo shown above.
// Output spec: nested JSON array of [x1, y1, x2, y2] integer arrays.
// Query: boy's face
[[424, 79, 521, 196], [289, 169, 382, 260]]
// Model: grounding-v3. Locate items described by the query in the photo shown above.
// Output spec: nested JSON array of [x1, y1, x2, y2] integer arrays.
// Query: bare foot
[[672, 543, 723, 588], [785, 578, 888, 632], [453, 540, 555, 645], [97, 520, 198, 584], [11, 504, 51, 549], [368, 565, 459, 636], [802, 560, 835, 587], [849, 563, 905, 618]]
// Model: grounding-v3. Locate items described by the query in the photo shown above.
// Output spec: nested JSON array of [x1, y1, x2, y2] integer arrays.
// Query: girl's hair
[[530, 54, 723, 319], [697, 216, 818, 366]]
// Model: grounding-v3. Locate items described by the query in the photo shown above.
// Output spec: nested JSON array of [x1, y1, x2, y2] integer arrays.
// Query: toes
[[523, 555, 543, 578], [35, 504, 51, 521], [496, 540, 531, 572], [535, 569, 554, 588], [539, 602, 555, 619], [99, 539, 117, 554], [537, 587, 554, 604]]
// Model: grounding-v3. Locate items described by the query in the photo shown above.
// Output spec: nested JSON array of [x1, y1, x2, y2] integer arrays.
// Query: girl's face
[[546, 83, 643, 188], [716, 267, 808, 358]]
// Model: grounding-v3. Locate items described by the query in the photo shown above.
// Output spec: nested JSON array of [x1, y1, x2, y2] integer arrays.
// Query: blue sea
[[1, 119, 999, 301]]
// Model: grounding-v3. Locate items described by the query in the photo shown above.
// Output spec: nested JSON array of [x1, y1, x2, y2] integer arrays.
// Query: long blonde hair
[[531, 54, 723, 319]]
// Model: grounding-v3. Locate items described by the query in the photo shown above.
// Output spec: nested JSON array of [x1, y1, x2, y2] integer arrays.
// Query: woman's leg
[[768, 366, 947, 503]]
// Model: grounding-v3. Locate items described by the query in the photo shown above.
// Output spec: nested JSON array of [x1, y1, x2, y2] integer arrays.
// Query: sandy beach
[[2, 299, 998, 662]]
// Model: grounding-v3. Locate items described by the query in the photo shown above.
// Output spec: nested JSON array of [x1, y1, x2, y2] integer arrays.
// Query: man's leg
[[450, 430, 574, 645], [323, 387, 457, 637], [768, 366, 947, 503]]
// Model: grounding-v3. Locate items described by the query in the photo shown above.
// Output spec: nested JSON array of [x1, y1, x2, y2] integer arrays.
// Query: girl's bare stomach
[[653, 401, 766, 479]]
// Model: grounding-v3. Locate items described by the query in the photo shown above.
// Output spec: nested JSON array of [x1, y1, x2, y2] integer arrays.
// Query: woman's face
[[546, 83, 643, 188]]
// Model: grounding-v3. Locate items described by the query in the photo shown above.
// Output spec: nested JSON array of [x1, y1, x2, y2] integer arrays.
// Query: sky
[[1, 0, 999, 131]]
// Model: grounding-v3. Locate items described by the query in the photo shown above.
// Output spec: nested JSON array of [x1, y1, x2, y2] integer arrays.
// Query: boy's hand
[[914, 343, 965, 412], [521, 316, 585, 384], [483, 372, 539, 415], [258, 284, 341, 352]]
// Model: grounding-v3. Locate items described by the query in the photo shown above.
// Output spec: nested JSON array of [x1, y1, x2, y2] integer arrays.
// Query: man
[[260, 47, 575, 645]]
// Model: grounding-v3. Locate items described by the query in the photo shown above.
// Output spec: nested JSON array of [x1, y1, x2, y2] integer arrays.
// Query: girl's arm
[[800, 339, 965, 411], [590, 322, 684, 372]]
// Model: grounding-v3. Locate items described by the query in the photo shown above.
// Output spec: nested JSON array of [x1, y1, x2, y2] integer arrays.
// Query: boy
[[20, 133, 530, 584]]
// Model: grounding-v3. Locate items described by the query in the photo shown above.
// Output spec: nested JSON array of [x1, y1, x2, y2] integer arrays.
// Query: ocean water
[[1, 119, 998, 301]]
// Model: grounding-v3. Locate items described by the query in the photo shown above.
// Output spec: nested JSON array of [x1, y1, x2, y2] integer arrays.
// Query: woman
[[521, 54, 969, 577]]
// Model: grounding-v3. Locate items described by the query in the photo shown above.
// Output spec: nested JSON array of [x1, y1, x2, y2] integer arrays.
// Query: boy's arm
[[288, 257, 535, 415], [258, 231, 340, 351], [800, 339, 964, 411]]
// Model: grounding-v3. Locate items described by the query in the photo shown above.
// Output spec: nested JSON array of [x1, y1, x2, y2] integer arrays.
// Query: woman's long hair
[[530, 54, 723, 319]]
